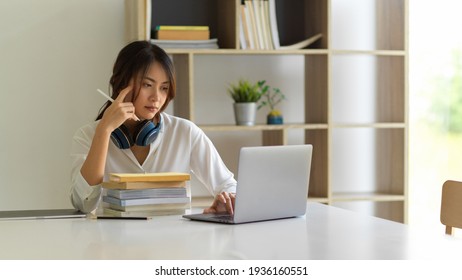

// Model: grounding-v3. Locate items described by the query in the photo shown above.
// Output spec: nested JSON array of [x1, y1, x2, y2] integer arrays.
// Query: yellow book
[[108, 172, 191, 183], [102, 180, 186, 190], [156, 25, 209, 31], [156, 29, 210, 40]]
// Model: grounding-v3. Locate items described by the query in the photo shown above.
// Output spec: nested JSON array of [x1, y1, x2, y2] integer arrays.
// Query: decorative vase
[[267, 110, 283, 124], [233, 102, 257, 126], [267, 114, 283, 124]]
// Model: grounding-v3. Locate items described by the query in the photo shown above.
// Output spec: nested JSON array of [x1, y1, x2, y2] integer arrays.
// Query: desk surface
[[1, 203, 461, 260]]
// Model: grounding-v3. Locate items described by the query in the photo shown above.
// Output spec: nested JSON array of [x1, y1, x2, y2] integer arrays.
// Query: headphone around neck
[[110, 115, 162, 149]]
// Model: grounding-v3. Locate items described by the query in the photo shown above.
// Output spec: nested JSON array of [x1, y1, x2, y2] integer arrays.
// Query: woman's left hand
[[203, 192, 236, 215]]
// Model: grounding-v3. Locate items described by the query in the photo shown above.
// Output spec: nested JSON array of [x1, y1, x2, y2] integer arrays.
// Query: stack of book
[[151, 25, 219, 49], [101, 172, 191, 218], [239, 0, 322, 50]]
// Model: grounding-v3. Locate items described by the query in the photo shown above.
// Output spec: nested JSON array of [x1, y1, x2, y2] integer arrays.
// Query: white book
[[246, 0, 260, 49], [103, 208, 186, 217], [239, 8, 247, 50], [106, 188, 187, 200], [268, 0, 280, 49], [107, 202, 190, 212], [259, 0, 269, 49], [252, 0, 265, 49], [103, 195, 191, 207], [262, 0, 273, 50], [243, 2, 255, 49]]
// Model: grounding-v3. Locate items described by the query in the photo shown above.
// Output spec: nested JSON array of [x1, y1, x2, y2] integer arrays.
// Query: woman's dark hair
[[96, 41, 176, 120]]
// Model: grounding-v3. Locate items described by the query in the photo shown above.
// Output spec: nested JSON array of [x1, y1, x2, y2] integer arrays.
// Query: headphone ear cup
[[134, 120, 161, 146], [110, 125, 134, 149]]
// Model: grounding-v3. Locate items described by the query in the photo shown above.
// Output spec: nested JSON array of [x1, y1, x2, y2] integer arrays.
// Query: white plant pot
[[233, 102, 257, 126]]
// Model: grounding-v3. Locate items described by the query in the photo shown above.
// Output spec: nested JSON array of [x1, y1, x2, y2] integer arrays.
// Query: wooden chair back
[[441, 180, 462, 235]]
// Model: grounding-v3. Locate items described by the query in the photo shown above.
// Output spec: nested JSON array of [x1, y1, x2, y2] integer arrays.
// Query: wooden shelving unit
[[125, 0, 408, 223]]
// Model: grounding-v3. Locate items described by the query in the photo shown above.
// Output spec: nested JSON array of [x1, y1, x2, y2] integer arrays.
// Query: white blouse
[[70, 112, 237, 213]]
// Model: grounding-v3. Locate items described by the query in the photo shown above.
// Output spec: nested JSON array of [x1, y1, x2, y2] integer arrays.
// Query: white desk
[[1, 203, 461, 260]]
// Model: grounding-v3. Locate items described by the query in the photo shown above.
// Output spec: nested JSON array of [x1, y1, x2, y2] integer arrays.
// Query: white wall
[[0, 0, 126, 210]]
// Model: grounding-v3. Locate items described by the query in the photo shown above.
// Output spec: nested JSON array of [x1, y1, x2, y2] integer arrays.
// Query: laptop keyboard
[[213, 215, 234, 222]]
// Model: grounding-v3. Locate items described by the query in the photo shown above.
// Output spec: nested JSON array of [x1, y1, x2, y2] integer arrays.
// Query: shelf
[[200, 123, 329, 132], [331, 192, 405, 202], [331, 50, 406, 56], [165, 49, 329, 55], [331, 123, 406, 129], [126, 0, 408, 223], [308, 197, 329, 204]]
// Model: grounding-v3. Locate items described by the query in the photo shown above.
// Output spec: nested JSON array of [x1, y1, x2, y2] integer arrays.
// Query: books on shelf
[[239, 0, 322, 50], [152, 25, 218, 49], [241, 0, 268, 49], [156, 25, 210, 40]]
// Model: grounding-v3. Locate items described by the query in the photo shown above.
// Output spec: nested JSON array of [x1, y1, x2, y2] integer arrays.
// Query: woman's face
[[133, 62, 169, 121]]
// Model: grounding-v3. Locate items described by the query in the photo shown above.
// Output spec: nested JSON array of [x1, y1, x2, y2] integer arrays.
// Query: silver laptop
[[0, 209, 86, 221], [183, 144, 312, 224]]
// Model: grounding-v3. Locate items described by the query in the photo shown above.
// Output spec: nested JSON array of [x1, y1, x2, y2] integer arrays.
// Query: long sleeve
[[189, 125, 237, 195], [69, 122, 103, 213]]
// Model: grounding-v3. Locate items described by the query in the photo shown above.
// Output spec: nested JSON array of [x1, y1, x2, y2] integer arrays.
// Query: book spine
[[108, 202, 190, 212], [252, 0, 265, 49], [156, 25, 209, 31], [263, 0, 273, 50], [239, 5, 247, 50], [259, 0, 269, 50], [246, 0, 260, 50], [107, 188, 187, 199], [268, 0, 280, 49], [103, 207, 186, 217], [103, 196, 191, 206], [156, 30, 210, 40], [243, 2, 255, 49]]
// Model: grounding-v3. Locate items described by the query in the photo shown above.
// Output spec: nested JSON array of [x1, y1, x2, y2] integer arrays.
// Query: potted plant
[[227, 79, 264, 126], [257, 80, 286, 124]]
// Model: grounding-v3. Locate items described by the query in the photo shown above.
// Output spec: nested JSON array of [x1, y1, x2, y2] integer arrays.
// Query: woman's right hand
[[80, 85, 138, 186], [99, 85, 139, 133]]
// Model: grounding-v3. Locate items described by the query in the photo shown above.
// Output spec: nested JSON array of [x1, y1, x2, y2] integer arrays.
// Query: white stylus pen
[[97, 88, 115, 102], [96, 89, 140, 121]]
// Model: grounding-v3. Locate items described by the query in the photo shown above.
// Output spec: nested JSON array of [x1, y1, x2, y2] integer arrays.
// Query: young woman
[[70, 41, 236, 214]]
